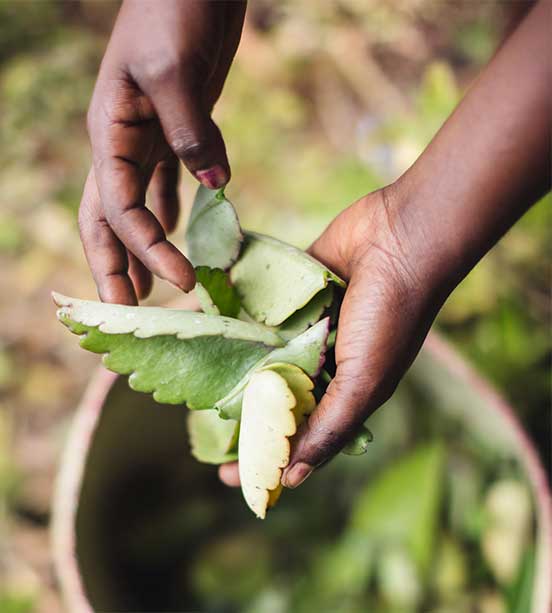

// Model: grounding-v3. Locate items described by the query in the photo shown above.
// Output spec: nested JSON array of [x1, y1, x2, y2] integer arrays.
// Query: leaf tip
[[52, 291, 71, 308]]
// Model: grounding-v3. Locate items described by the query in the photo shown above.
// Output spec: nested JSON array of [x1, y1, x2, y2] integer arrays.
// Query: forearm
[[392, 0, 550, 292], [278, 1, 550, 485]]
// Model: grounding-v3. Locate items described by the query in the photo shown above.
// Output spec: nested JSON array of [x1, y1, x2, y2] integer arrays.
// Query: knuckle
[[86, 103, 99, 138], [303, 418, 341, 464], [168, 129, 212, 163], [78, 196, 97, 234], [86, 86, 105, 136], [137, 53, 194, 88], [79, 214, 108, 248], [77, 203, 88, 231]]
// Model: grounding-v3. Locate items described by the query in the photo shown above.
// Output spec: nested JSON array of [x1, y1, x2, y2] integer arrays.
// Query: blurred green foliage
[[0, 594, 35, 613], [75, 367, 537, 613]]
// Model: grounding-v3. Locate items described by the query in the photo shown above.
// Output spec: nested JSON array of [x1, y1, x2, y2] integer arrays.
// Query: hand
[[220, 0, 550, 489], [79, 0, 246, 305], [219, 185, 447, 488]]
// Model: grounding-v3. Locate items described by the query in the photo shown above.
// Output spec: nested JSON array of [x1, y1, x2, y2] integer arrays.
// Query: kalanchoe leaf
[[238, 365, 315, 519], [53, 293, 282, 345], [276, 285, 334, 340], [342, 425, 374, 455], [194, 283, 219, 316], [215, 317, 329, 420], [186, 186, 243, 269], [261, 363, 316, 426], [188, 409, 239, 465], [266, 317, 330, 377], [195, 266, 241, 318], [53, 293, 283, 409], [230, 232, 345, 326]]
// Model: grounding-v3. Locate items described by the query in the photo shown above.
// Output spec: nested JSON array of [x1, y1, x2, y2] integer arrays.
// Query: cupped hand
[[219, 184, 447, 489], [219, 0, 552, 490], [79, 0, 246, 305]]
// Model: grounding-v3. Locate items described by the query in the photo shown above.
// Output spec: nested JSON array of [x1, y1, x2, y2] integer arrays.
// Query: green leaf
[[54, 293, 283, 409], [277, 285, 334, 340], [195, 266, 241, 318], [350, 442, 445, 575], [266, 318, 330, 376], [342, 426, 374, 455], [186, 186, 243, 270], [53, 292, 282, 345], [194, 282, 219, 316], [230, 232, 345, 326], [188, 409, 239, 464], [507, 547, 535, 613], [216, 318, 329, 420]]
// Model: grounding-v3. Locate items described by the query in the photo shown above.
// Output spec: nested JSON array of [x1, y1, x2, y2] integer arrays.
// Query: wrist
[[375, 176, 467, 304]]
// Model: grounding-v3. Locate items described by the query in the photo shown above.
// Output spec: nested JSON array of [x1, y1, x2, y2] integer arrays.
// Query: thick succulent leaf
[[188, 409, 239, 464], [216, 318, 329, 420], [53, 293, 281, 345], [54, 293, 283, 409], [194, 283, 219, 316], [195, 266, 241, 318], [342, 425, 374, 455], [277, 285, 334, 340], [239, 369, 297, 518], [266, 317, 329, 376], [230, 232, 345, 326], [238, 364, 316, 517], [186, 186, 243, 269], [262, 363, 316, 425]]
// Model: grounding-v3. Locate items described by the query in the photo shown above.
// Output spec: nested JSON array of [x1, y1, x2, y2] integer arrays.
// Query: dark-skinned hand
[[79, 0, 246, 305], [77, 1, 549, 491], [218, 0, 550, 489]]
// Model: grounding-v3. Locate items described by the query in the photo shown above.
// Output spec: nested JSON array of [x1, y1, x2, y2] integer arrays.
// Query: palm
[[220, 189, 433, 486]]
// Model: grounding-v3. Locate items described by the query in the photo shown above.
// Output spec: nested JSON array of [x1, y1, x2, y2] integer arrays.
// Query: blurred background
[[0, 1, 549, 612]]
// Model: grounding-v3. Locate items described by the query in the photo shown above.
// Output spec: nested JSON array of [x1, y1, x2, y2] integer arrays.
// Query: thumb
[[280, 266, 419, 489], [144, 71, 230, 190], [281, 364, 382, 489]]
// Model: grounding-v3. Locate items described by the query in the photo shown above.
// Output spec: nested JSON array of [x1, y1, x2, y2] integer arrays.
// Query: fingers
[[127, 251, 153, 300], [134, 55, 230, 189], [143, 74, 231, 190], [218, 462, 240, 487], [205, 1, 247, 109], [148, 157, 180, 234], [94, 153, 195, 292], [78, 169, 137, 305]]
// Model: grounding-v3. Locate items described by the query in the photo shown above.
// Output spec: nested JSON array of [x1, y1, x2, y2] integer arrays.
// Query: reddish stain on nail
[[196, 165, 227, 190]]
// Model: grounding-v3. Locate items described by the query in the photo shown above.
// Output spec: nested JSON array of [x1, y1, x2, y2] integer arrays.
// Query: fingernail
[[282, 462, 313, 489], [167, 280, 188, 293], [195, 165, 227, 190]]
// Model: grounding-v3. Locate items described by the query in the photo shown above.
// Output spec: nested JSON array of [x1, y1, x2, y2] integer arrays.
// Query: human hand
[[219, 0, 550, 490], [79, 0, 246, 304], [219, 185, 448, 488]]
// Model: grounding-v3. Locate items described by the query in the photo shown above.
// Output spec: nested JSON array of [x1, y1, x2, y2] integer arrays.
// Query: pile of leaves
[[54, 186, 371, 518]]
